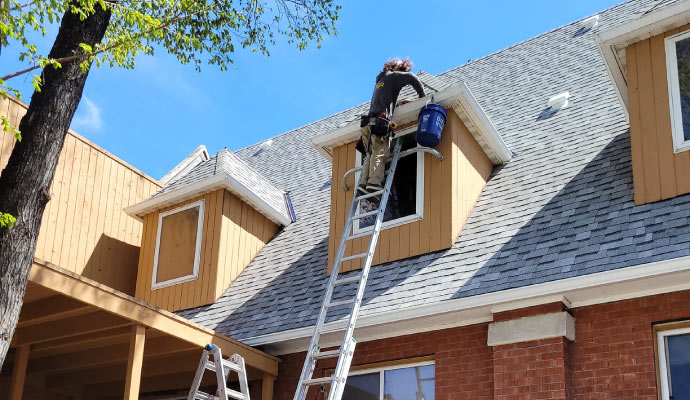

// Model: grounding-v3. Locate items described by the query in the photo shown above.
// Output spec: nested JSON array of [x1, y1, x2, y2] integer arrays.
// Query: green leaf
[[0, 212, 17, 229]]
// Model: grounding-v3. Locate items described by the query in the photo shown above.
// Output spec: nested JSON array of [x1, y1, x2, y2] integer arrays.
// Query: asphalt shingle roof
[[177, 0, 690, 340], [151, 148, 292, 225]]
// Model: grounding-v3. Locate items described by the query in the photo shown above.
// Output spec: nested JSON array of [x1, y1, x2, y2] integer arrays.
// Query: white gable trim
[[159, 145, 210, 186], [595, 0, 690, 114], [310, 84, 511, 165], [124, 173, 291, 226]]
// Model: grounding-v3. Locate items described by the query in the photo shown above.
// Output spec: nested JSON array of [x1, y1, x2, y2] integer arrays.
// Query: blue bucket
[[417, 103, 447, 148]]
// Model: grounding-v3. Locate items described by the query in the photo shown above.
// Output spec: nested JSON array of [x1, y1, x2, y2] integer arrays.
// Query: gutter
[[310, 83, 511, 165], [241, 255, 690, 355]]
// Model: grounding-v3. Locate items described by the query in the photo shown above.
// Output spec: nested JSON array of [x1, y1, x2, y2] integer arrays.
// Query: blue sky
[[2, 0, 621, 179]]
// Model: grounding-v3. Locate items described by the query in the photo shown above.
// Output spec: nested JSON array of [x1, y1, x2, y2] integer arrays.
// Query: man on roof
[[358, 57, 426, 196]]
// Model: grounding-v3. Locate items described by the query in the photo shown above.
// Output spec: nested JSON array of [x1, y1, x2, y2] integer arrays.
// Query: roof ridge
[[435, 0, 644, 79]]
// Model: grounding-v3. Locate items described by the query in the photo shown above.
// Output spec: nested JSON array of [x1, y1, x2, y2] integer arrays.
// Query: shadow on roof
[[451, 131, 690, 300]]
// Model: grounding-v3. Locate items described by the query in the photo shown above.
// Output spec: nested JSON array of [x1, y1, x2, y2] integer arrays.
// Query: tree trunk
[[0, 5, 111, 367]]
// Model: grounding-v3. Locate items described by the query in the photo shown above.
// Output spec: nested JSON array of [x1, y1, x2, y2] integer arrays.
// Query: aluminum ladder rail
[[188, 344, 250, 400], [293, 136, 446, 400]]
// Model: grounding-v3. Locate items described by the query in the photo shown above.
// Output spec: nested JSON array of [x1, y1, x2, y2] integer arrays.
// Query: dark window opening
[[358, 134, 420, 229]]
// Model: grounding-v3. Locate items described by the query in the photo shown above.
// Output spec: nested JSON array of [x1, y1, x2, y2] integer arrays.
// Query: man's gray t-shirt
[[368, 71, 426, 116]]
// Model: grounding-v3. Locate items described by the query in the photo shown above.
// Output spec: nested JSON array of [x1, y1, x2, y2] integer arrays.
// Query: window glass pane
[[359, 135, 418, 228], [675, 36, 690, 141], [156, 206, 200, 283], [667, 333, 690, 398], [343, 372, 379, 400], [384, 365, 434, 400]]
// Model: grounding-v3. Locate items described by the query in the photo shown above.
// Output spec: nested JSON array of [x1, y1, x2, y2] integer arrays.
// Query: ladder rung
[[204, 361, 216, 371], [340, 253, 367, 262], [222, 359, 241, 372], [326, 299, 354, 308], [193, 392, 215, 400], [355, 190, 384, 200], [302, 376, 334, 386], [346, 231, 373, 240], [335, 273, 362, 285], [226, 389, 247, 400], [350, 210, 378, 220], [312, 349, 341, 359]]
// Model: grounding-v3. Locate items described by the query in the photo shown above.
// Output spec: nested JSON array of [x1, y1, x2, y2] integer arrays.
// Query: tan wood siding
[[627, 25, 690, 204], [135, 189, 278, 311], [0, 97, 161, 295], [327, 111, 493, 273]]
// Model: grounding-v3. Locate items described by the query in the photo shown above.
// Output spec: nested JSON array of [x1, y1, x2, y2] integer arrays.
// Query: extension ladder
[[188, 344, 250, 400], [294, 131, 442, 400]]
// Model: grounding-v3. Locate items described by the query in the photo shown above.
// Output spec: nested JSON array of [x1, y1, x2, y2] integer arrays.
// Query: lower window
[[657, 325, 690, 400], [342, 361, 434, 400]]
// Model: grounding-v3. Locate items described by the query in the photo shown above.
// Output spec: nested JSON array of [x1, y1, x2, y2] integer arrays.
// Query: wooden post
[[262, 372, 274, 400], [9, 344, 30, 400], [123, 325, 146, 400]]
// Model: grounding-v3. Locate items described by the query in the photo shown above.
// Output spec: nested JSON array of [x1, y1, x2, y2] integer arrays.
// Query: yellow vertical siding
[[0, 97, 161, 295], [327, 111, 493, 274], [627, 25, 690, 204], [135, 189, 279, 311]]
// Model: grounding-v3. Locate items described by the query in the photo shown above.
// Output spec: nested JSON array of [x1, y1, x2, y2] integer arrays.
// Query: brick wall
[[493, 337, 573, 400], [271, 289, 690, 400], [571, 291, 690, 399], [273, 323, 494, 400]]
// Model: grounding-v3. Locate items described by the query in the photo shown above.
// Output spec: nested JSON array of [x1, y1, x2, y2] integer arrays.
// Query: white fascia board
[[159, 145, 210, 186], [594, 0, 690, 114], [310, 85, 511, 165], [124, 173, 291, 226], [240, 255, 690, 355]]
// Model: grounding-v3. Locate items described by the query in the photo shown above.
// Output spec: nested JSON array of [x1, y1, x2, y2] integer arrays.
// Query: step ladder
[[188, 344, 250, 400], [293, 137, 405, 400]]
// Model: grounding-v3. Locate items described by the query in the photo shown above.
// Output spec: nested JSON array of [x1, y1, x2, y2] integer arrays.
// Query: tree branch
[[1, 0, 221, 82]]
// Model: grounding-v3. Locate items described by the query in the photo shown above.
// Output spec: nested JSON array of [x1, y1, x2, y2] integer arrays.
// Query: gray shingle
[[177, 0, 690, 341]]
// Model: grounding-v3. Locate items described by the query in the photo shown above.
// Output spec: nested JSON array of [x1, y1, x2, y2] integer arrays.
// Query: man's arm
[[402, 72, 426, 98]]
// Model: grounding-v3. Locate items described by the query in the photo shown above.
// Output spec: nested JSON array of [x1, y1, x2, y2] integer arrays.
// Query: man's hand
[[397, 99, 411, 106]]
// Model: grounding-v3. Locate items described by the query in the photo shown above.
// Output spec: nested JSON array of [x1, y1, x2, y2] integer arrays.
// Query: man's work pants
[[360, 125, 391, 187]]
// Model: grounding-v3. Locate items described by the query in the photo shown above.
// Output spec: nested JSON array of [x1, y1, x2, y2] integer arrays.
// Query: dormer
[[125, 149, 295, 311], [312, 84, 511, 273], [597, 1, 690, 204]]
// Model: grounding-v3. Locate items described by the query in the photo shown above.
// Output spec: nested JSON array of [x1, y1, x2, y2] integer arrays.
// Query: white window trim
[[665, 30, 690, 153], [347, 360, 434, 400], [151, 200, 205, 290], [656, 325, 690, 400], [353, 126, 424, 234]]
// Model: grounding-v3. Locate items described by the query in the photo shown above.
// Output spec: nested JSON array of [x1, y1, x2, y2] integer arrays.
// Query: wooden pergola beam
[[124, 325, 146, 400], [11, 310, 132, 346], [29, 327, 134, 358], [29, 335, 197, 374], [18, 295, 93, 327], [8, 345, 29, 400], [29, 260, 279, 376]]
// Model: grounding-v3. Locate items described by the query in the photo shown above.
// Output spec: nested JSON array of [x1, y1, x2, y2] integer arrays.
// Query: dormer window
[[354, 129, 424, 232], [666, 30, 690, 152], [151, 200, 205, 289]]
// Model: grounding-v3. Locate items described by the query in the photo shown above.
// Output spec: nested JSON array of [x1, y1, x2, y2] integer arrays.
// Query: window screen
[[342, 363, 434, 400], [664, 332, 690, 399], [673, 35, 690, 142], [153, 201, 204, 288]]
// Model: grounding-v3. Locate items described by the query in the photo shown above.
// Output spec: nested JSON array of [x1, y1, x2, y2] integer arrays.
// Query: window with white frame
[[354, 127, 424, 233], [342, 361, 434, 400], [151, 200, 205, 289], [665, 30, 690, 152], [657, 325, 690, 400]]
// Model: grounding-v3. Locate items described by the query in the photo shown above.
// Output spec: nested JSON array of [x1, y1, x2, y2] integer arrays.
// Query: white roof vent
[[260, 139, 274, 149], [582, 15, 599, 29], [548, 92, 570, 110]]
